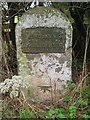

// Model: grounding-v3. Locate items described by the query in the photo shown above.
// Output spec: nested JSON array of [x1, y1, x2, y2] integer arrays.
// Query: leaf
[[69, 105, 76, 111], [64, 96, 70, 102], [83, 114, 90, 118], [87, 107, 90, 113], [19, 106, 32, 118], [57, 113, 66, 118], [47, 109, 56, 117], [58, 108, 66, 113], [76, 99, 88, 106]]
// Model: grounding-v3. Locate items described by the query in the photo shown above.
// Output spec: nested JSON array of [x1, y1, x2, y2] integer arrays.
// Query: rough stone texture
[[0, 40, 2, 82], [0, 5, 2, 117], [15, 7, 72, 102], [0, 6, 2, 83]]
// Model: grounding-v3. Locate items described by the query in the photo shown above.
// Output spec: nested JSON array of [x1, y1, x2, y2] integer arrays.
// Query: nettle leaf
[[69, 105, 76, 111], [76, 99, 88, 106], [66, 81, 76, 90], [83, 114, 90, 118], [47, 109, 56, 116], [57, 113, 66, 118], [58, 108, 66, 113], [64, 96, 70, 102], [87, 107, 90, 113], [85, 93, 90, 99]]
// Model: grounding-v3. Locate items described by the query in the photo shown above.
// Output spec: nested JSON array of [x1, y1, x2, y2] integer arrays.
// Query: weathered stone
[[0, 40, 2, 82], [16, 7, 72, 102], [21, 27, 65, 53], [0, 5, 2, 117]]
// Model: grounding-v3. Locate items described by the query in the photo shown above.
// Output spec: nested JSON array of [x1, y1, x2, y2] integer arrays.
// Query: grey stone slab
[[16, 7, 72, 102]]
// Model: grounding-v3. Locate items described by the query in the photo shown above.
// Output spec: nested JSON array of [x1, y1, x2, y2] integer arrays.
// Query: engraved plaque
[[21, 27, 66, 53]]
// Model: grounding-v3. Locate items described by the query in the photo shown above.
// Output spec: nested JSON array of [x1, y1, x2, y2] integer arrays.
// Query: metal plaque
[[21, 27, 66, 53]]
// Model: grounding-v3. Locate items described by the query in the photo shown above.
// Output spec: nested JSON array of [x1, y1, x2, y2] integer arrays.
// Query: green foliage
[[47, 106, 77, 118], [83, 114, 90, 119], [2, 64, 90, 119], [47, 107, 66, 118], [87, 107, 90, 113], [66, 81, 76, 90], [2, 99, 20, 118], [57, 113, 66, 118], [76, 98, 88, 106], [64, 96, 70, 102], [47, 109, 56, 118], [73, 58, 83, 71], [19, 106, 37, 118], [19, 107, 32, 118], [69, 105, 77, 118], [58, 107, 66, 113], [81, 82, 90, 99]]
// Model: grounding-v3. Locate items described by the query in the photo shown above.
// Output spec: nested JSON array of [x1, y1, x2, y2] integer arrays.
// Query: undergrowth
[[1, 74, 90, 119]]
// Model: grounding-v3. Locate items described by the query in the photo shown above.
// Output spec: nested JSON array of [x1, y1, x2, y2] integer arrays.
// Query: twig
[[2, 47, 11, 78], [82, 26, 90, 79], [54, 81, 56, 102], [71, 72, 90, 100]]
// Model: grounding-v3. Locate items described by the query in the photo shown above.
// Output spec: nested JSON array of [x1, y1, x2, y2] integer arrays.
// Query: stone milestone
[[15, 7, 72, 102]]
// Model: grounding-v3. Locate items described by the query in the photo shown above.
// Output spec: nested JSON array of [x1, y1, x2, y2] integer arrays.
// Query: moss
[[23, 86, 38, 98], [20, 53, 30, 74], [19, 6, 62, 20]]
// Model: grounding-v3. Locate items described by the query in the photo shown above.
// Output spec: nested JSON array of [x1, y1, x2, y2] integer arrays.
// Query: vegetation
[[0, 76, 90, 118], [0, 1, 90, 119]]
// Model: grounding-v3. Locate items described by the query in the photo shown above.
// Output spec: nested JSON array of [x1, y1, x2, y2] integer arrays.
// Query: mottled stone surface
[[15, 7, 72, 101], [0, 40, 2, 82], [0, 5, 2, 81]]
